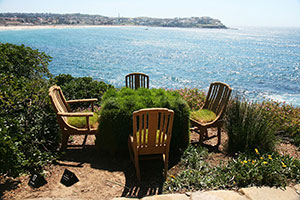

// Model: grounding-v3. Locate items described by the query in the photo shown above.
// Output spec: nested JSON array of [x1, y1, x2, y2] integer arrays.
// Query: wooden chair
[[49, 85, 98, 150], [125, 73, 149, 89], [190, 82, 232, 146], [128, 108, 174, 181]]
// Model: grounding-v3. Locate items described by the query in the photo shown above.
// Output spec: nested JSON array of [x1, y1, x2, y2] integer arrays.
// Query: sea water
[[0, 26, 299, 106]]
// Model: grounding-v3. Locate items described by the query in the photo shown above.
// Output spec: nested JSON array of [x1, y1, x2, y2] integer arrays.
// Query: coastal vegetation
[[0, 43, 299, 196], [0, 43, 112, 177], [0, 13, 227, 29]]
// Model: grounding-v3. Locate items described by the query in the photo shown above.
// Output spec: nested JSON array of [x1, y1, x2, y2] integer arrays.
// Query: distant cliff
[[0, 13, 227, 29]]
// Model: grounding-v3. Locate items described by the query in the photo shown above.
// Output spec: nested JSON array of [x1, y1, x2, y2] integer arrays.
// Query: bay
[[0, 26, 299, 106]]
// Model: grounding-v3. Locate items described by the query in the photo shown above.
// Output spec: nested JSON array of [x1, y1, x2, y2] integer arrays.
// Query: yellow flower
[[255, 148, 259, 155], [268, 155, 272, 160], [263, 161, 268, 165], [282, 164, 287, 168], [170, 175, 175, 179], [260, 157, 264, 160], [243, 160, 247, 164], [252, 160, 256, 164]]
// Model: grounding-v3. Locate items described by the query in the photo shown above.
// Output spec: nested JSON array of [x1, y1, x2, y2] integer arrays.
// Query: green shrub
[[96, 87, 190, 155], [164, 146, 300, 192], [0, 43, 59, 177], [54, 74, 114, 108], [225, 96, 277, 154], [261, 101, 300, 147]]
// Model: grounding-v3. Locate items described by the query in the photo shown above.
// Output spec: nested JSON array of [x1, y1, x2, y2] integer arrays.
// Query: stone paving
[[112, 185, 300, 200]]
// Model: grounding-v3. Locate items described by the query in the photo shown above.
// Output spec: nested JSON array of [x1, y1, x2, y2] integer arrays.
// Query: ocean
[[0, 26, 299, 106]]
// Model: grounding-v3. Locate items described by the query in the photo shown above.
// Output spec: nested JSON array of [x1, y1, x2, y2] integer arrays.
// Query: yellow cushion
[[67, 111, 99, 128], [135, 130, 166, 145], [191, 109, 216, 123]]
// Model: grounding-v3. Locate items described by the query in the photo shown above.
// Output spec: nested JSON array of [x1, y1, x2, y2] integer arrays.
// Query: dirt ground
[[1, 129, 299, 200]]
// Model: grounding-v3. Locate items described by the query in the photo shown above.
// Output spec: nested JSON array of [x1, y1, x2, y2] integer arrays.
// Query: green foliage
[[190, 109, 216, 123], [0, 43, 59, 177], [0, 43, 52, 79], [261, 101, 300, 146], [164, 146, 300, 192], [54, 74, 114, 108], [96, 87, 190, 155], [174, 88, 206, 111], [225, 96, 277, 154]]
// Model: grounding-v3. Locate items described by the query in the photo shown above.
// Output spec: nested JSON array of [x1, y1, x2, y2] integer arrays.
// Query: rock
[[202, 190, 247, 200], [142, 194, 189, 200], [112, 198, 139, 200], [240, 186, 299, 200], [191, 191, 222, 200]]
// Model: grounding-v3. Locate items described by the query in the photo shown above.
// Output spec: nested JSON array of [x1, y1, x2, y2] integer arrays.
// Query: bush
[[54, 74, 114, 108], [96, 87, 190, 155], [173, 88, 206, 111], [261, 101, 300, 146], [225, 96, 277, 154], [0, 43, 59, 177]]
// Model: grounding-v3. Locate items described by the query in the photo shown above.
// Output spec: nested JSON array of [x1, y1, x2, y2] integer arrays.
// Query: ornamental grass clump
[[96, 87, 190, 155], [225, 96, 277, 154]]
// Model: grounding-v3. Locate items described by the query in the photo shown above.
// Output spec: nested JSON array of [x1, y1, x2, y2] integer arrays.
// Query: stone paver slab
[[142, 194, 189, 200], [191, 191, 222, 200], [203, 190, 248, 200], [240, 186, 299, 200]]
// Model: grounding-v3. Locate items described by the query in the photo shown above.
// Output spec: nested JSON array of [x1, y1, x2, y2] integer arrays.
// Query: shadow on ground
[[0, 178, 21, 199], [56, 145, 182, 198]]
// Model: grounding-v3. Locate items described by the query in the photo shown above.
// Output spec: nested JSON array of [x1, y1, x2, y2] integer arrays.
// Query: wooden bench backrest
[[203, 82, 232, 117], [126, 73, 149, 89], [132, 108, 174, 154], [49, 86, 71, 124]]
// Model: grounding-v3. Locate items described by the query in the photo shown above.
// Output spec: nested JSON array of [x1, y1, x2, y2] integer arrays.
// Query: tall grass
[[225, 96, 277, 154]]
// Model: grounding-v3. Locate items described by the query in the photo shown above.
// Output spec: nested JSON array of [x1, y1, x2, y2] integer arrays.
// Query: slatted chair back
[[203, 82, 232, 118], [49, 86, 70, 125], [132, 108, 174, 155], [125, 73, 149, 89]]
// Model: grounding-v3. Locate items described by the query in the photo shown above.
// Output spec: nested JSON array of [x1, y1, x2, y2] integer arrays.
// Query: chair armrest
[[57, 112, 94, 117], [67, 98, 98, 104]]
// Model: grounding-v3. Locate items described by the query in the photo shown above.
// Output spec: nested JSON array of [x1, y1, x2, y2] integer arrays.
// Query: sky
[[0, 0, 300, 27]]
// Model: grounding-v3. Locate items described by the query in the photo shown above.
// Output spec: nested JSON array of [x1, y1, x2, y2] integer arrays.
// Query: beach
[[0, 24, 131, 31]]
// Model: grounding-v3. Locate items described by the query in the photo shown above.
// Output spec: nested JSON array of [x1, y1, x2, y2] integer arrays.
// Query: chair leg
[[199, 128, 205, 145], [204, 128, 208, 139], [82, 134, 88, 148], [217, 126, 221, 146], [61, 132, 69, 150], [134, 153, 141, 181], [163, 154, 169, 180]]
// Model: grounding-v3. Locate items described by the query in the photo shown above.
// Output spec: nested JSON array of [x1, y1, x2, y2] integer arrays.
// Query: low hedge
[[96, 88, 190, 155], [54, 74, 114, 108]]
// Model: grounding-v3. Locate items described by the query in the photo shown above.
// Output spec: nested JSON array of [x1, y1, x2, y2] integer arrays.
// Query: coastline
[[0, 24, 133, 31]]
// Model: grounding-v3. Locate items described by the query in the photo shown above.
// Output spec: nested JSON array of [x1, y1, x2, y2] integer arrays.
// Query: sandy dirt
[[1, 129, 299, 200]]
